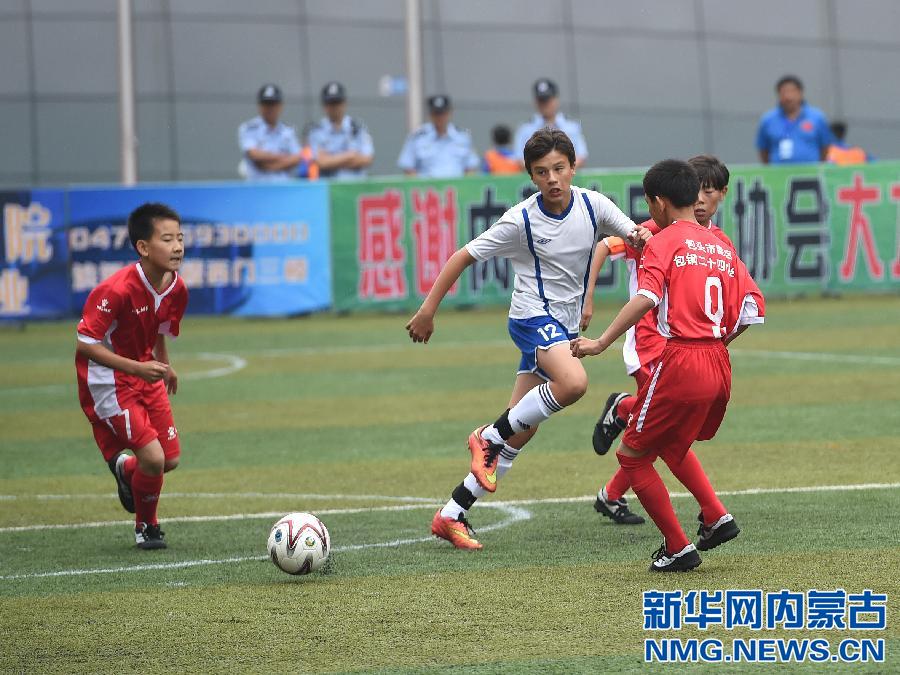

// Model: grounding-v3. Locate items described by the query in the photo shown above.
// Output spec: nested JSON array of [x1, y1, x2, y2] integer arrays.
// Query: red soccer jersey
[[636, 220, 764, 340], [76, 263, 188, 422]]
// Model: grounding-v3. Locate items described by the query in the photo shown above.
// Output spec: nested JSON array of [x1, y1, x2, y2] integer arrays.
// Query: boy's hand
[[580, 297, 594, 332], [570, 336, 606, 358], [133, 360, 169, 383], [163, 365, 178, 395], [406, 309, 435, 344], [627, 225, 653, 248]]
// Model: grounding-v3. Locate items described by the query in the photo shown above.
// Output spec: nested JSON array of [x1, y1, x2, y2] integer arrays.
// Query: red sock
[[132, 468, 163, 527], [616, 395, 637, 422], [604, 467, 631, 502], [122, 454, 137, 482], [617, 451, 690, 553], [663, 449, 726, 527]]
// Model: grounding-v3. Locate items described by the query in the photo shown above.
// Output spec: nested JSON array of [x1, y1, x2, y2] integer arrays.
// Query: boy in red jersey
[[572, 159, 764, 571], [75, 203, 188, 549], [586, 155, 745, 527]]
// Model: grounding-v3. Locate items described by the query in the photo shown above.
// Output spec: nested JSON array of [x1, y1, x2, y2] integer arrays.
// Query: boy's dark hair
[[830, 121, 847, 141], [128, 202, 181, 251], [776, 74, 803, 92], [492, 124, 512, 146], [523, 127, 575, 175], [688, 154, 730, 191], [643, 159, 700, 208]]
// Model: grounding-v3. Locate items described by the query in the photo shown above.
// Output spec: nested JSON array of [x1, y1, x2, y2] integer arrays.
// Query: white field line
[[1, 482, 897, 581], [0, 503, 531, 581], [0, 492, 437, 503], [0, 352, 247, 395], [2, 482, 897, 535]]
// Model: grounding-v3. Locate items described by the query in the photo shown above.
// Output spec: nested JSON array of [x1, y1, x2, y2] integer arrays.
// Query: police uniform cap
[[533, 78, 558, 101], [428, 95, 451, 113], [258, 83, 283, 104], [321, 81, 346, 104]]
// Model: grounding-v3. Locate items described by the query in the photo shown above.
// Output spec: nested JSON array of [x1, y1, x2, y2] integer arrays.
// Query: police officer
[[397, 95, 480, 178], [514, 78, 588, 168], [307, 81, 374, 180], [237, 84, 302, 181]]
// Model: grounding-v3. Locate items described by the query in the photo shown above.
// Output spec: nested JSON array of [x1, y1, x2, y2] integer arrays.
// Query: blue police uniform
[[756, 103, 834, 164], [307, 115, 374, 180], [397, 122, 480, 178], [238, 115, 301, 181], [514, 113, 588, 162]]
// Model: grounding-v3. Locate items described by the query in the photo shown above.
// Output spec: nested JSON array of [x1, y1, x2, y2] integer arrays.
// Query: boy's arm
[[406, 247, 476, 343], [723, 324, 750, 346], [154, 334, 178, 395], [581, 241, 611, 331], [76, 339, 168, 383], [570, 295, 655, 358]]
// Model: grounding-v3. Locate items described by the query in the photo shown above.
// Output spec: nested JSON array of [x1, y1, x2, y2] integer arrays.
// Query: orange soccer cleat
[[431, 510, 483, 550], [468, 425, 502, 492]]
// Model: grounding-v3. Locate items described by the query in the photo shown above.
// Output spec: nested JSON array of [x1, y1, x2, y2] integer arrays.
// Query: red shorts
[[91, 382, 180, 462], [631, 361, 657, 391], [622, 338, 731, 461]]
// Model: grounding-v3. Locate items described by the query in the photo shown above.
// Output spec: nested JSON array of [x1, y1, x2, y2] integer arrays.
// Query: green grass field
[[1, 295, 899, 673]]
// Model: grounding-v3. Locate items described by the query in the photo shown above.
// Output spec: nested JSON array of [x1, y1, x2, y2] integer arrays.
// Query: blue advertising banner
[[67, 183, 331, 317], [0, 190, 69, 319]]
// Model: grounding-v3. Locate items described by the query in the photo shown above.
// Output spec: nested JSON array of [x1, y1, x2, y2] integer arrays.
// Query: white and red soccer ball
[[267, 512, 331, 575]]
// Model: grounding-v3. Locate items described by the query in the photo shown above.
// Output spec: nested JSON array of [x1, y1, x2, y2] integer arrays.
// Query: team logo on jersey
[[167, 426, 177, 440], [96, 298, 112, 313], [133, 304, 149, 315], [536, 238, 552, 244]]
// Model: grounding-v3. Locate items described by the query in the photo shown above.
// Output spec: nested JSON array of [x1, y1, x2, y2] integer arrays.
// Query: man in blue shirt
[[397, 95, 480, 178], [307, 81, 374, 180], [514, 78, 588, 168], [237, 84, 302, 181], [756, 75, 834, 164]]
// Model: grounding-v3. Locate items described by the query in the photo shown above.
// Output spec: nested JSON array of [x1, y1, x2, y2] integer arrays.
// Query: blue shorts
[[508, 316, 577, 381]]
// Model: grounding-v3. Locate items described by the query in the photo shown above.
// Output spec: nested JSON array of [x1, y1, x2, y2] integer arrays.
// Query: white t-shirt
[[466, 186, 636, 332]]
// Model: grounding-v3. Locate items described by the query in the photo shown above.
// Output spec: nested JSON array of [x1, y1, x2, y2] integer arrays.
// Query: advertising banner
[[67, 183, 330, 317], [0, 190, 69, 319], [330, 163, 900, 312]]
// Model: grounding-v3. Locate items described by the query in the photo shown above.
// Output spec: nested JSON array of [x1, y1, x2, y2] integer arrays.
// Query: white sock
[[440, 473, 487, 519], [440, 499, 465, 519], [497, 383, 563, 440], [497, 443, 520, 479], [463, 472, 487, 498], [483, 384, 561, 444]]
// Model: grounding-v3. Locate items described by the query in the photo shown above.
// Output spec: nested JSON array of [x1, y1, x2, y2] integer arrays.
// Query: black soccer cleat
[[695, 512, 740, 551], [592, 392, 629, 455], [649, 542, 701, 572], [108, 453, 135, 514], [593, 489, 645, 525], [135, 522, 167, 550]]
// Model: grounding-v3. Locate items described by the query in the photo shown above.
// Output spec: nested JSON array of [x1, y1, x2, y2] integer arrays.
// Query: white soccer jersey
[[466, 186, 636, 332]]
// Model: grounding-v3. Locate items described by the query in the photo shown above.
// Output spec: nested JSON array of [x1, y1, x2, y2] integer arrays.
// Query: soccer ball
[[267, 512, 331, 575]]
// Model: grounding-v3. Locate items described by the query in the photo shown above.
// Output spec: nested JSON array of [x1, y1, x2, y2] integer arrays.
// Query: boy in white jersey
[[406, 128, 650, 549]]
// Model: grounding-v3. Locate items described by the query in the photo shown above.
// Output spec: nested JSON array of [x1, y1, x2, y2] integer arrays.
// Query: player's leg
[[102, 405, 168, 549], [131, 437, 168, 549], [592, 364, 650, 455], [662, 447, 739, 551], [480, 341, 586, 448], [93, 422, 135, 514], [433, 372, 543, 550], [617, 441, 699, 572], [667, 347, 739, 551]]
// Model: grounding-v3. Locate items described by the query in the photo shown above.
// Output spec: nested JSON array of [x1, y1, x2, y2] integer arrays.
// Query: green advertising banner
[[330, 162, 900, 313]]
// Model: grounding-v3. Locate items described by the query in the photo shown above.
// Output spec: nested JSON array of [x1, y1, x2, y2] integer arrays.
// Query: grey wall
[[1, 0, 896, 186]]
